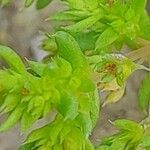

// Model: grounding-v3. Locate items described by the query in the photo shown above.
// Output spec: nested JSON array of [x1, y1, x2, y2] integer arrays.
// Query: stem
[[126, 38, 150, 61], [137, 64, 150, 72]]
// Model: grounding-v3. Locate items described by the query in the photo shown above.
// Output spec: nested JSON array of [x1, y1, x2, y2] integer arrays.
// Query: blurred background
[[0, 0, 150, 149]]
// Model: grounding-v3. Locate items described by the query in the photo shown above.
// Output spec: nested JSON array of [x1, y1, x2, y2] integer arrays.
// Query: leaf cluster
[[96, 119, 150, 150]]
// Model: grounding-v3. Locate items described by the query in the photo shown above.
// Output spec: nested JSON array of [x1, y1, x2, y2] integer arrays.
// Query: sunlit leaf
[[36, 0, 53, 9], [0, 45, 26, 74], [138, 75, 150, 111]]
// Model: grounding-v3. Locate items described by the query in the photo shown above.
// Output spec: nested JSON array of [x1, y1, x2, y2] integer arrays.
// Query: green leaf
[[48, 118, 64, 144], [89, 90, 100, 127], [19, 143, 34, 150], [25, 0, 34, 7], [59, 123, 71, 142], [75, 113, 93, 137], [50, 10, 89, 21], [43, 101, 51, 116], [84, 0, 99, 10], [46, 57, 72, 78], [36, 0, 53, 9], [85, 139, 95, 150], [63, 127, 85, 150], [0, 0, 11, 6], [21, 111, 37, 131], [54, 31, 88, 70], [111, 139, 127, 150], [95, 27, 119, 51], [28, 60, 47, 76], [0, 104, 24, 132], [54, 57, 72, 78], [138, 75, 150, 111], [96, 146, 110, 150], [139, 11, 150, 40], [0, 70, 18, 91], [23, 116, 63, 147], [141, 135, 150, 148], [50, 11, 80, 21], [74, 31, 98, 52], [124, 8, 135, 21], [0, 45, 26, 74], [114, 38, 123, 51], [131, 0, 147, 16], [64, 14, 101, 33], [113, 119, 143, 132], [1, 93, 20, 113], [64, 0, 85, 10], [79, 76, 95, 92], [102, 86, 125, 107], [53, 144, 63, 150], [58, 92, 78, 120], [23, 125, 50, 144], [42, 37, 57, 53]]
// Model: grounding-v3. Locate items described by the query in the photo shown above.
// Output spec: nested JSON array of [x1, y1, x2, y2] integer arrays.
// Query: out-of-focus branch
[[126, 38, 150, 62]]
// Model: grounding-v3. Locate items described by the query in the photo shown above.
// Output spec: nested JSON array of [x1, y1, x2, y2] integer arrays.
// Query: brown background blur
[[0, 0, 150, 149]]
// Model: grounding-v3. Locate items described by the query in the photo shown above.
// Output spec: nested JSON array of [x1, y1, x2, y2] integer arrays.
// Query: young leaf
[[0, 45, 26, 74], [36, 0, 53, 9], [140, 135, 150, 148], [113, 119, 143, 132], [23, 125, 50, 145], [64, 14, 101, 33], [28, 60, 47, 76], [50, 11, 81, 21], [0, 104, 24, 132], [63, 127, 85, 149], [49, 10, 89, 21], [75, 113, 93, 137], [64, 0, 85, 10], [54, 31, 88, 69], [110, 139, 126, 150], [54, 57, 72, 78], [0, 70, 18, 91], [0, 93, 20, 113], [131, 0, 147, 16], [58, 92, 78, 120], [19, 143, 34, 150], [25, 0, 34, 7], [21, 111, 37, 131], [85, 139, 95, 150], [96, 145, 110, 150], [89, 90, 100, 127], [139, 11, 150, 40], [95, 27, 119, 51], [102, 86, 125, 107], [138, 75, 150, 111], [0, 0, 11, 6], [78, 76, 95, 92], [74, 31, 98, 52], [84, 0, 99, 10]]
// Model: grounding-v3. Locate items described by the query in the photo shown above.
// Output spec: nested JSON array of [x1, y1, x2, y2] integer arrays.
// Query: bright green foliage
[[25, 0, 34, 7], [96, 119, 147, 150], [139, 75, 150, 112], [140, 135, 150, 149], [48, 0, 148, 53], [0, 45, 26, 74], [25, 0, 53, 9], [1, 0, 150, 150], [0, 0, 11, 6], [36, 0, 53, 9], [87, 54, 149, 106], [20, 115, 95, 150], [0, 32, 99, 149]]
